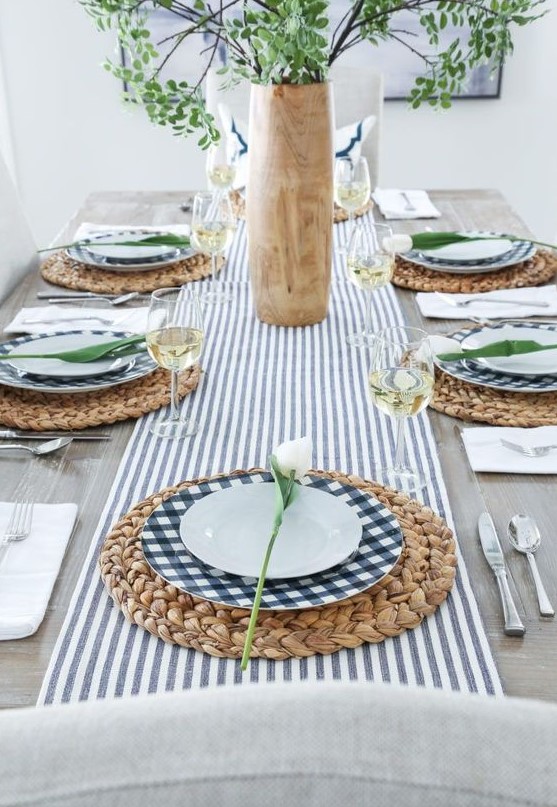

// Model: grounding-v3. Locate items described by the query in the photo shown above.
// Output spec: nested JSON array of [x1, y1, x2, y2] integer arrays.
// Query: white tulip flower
[[428, 334, 463, 359], [274, 436, 313, 479], [382, 234, 413, 254]]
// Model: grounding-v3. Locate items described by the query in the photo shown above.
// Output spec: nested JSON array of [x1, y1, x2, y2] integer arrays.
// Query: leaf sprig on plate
[[385, 231, 557, 254], [435, 338, 557, 363], [38, 234, 191, 253], [0, 334, 146, 363]]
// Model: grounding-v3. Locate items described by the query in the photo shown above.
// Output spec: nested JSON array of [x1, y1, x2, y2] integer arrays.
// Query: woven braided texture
[[40, 252, 222, 294], [229, 190, 373, 223], [392, 250, 557, 292], [431, 369, 557, 427], [100, 470, 457, 660], [0, 366, 199, 431]]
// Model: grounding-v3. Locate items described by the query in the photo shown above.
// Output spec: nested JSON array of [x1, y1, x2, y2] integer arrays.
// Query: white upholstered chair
[[0, 148, 38, 303], [205, 66, 384, 188], [1, 681, 556, 806]]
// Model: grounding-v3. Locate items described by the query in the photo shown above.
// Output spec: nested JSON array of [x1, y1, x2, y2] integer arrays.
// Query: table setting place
[[35, 211, 509, 708], [3, 192, 555, 706]]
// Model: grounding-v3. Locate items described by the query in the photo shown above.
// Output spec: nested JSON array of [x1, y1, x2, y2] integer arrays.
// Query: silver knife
[[37, 291, 118, 299], [478, 512, 525, 636], [0, 430, 112, 441]]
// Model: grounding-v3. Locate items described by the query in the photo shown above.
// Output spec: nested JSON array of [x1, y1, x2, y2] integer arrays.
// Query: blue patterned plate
[[0, 330, 157, 393], [67, 229, 194, 272], [141, 472, 404, 610], [435, 322, 557, 393], [404, 232, 535, 274]]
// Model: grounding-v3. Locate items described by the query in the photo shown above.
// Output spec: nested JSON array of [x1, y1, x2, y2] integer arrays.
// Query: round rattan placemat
[[0, 366, 199, 431], [392, 250, 557, 292], [431, 368, 557, 427], [229, 190, 373, 223], [100, 470, 457, 660], [40, 252, 222, 294]]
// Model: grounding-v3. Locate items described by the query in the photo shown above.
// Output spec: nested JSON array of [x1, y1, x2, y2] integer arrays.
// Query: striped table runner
[[39, 221, 502, 703]]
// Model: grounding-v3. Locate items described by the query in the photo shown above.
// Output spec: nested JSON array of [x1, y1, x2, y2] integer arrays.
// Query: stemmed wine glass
[[368, 326, 434, 492], [334, 156, 371, 254], [346, 222, 394, 348], [191, 191, 235, 304], [206, 139, 239, 196], [145, 287, 204, 439]]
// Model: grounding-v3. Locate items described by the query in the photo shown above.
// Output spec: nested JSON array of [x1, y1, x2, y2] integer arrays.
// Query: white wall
[[0, 0, 555, 247]]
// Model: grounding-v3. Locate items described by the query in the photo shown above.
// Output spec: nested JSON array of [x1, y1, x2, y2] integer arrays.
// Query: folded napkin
[[372, 188, 441, 220], [461, 426, 557, 474], [416, 285, 557, 319], [4, 306, 149, 335], [0, 502, 78, 640], [73, 222, 190, 241]]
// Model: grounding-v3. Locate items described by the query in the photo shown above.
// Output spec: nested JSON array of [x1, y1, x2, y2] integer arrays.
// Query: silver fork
[[501, 438, 557, 458], [0, 501, 35, 569], [435, 291, 550, 309], [400, 192, 417, 211]]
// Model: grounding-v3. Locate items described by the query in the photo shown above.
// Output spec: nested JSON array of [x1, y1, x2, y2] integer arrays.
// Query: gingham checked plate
[[141, 472, 404, 610], [404, 232, 535, 274], [435, 322, 557, 393]]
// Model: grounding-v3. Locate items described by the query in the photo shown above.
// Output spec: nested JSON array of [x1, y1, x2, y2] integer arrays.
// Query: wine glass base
[[346, 331, 376, 349], [203, 289, 232, 305], [150, 418, 198, 439], [372, 465, 429, 495]]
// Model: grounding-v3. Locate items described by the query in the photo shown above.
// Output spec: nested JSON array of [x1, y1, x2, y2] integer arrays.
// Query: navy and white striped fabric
[[38, 219, 502, 704]]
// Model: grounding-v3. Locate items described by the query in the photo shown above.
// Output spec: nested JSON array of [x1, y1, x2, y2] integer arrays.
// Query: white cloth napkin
[[4, 306, 149, 335], [73, 222, 190, 240], [461, 426, 557, 474], [0, 502, 78, 640], [416, 285, 557, 319], [372, 188, 441, 220]]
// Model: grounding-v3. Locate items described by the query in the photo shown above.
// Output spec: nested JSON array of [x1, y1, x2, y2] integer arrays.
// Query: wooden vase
[[246, 82, 334, 326]]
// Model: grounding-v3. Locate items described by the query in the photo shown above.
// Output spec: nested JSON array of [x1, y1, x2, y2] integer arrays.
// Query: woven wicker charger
[[40, 251, 222, 294], [431, 368, 557, 427], [392, 250, 557, 292], [100, 469, 457, 660], [229, 189, 373, 223], [0, 366, 199, 431]]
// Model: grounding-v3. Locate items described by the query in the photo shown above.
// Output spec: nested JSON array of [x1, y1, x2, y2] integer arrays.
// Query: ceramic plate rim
[[179, 482, 363, 579]]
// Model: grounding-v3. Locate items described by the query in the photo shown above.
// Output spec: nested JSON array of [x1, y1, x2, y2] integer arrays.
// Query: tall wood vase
[[246, 83, 334, 326]]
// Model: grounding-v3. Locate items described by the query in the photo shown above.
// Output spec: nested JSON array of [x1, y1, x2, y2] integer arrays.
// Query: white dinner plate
[[403, 233, 535, 274], [461, 324, 557, 377], [180, 482, 362, 579], [66, 229, 194, 272], [7, 333, 134, 379], [420, 236, 514, 262]]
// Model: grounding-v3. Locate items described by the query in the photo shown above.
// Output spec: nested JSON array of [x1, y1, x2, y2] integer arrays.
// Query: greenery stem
[[241, 473, 296, 671]]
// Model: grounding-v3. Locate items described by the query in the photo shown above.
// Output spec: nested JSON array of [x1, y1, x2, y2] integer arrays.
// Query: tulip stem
[[241, 473, 296, 671]]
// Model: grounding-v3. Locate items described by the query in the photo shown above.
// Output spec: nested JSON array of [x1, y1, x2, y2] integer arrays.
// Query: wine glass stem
[[169, 369, 180, 421], [347, 212, 354, 247], [364, 290, 373, 337], [393, 417, 406, 471]]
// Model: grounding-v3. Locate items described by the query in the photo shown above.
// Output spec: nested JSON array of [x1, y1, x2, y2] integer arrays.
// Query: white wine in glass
[[346, 223, 394, 348], [146, 287, 204, 439], [206, 140, 238, 193], [368, 326, 434, 492], [191, 191, 235, 304], [334, 156, 371, 254]]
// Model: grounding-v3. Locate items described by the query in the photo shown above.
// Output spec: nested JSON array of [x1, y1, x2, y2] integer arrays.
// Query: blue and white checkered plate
[[141, 472, 404, 610], [436, 322, 557, 393], [67, 229, 194, 272], [404, 232, 535, 274]]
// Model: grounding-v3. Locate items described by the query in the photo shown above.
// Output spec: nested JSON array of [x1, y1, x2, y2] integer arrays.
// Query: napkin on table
[[461, 426, 557, 474], [4, 306, 149, 335], [0, 502, 78, 640], [416, 285, 557, 319], [372, 188, 441, 220]]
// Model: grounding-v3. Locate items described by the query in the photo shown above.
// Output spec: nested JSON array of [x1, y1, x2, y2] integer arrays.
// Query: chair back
[[0, 148, 38, 303], [204, 66, 383, 187]]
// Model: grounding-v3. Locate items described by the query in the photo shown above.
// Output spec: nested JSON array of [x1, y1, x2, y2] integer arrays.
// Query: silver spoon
[[508, 514, 555, 617], [0, 436, 73, 456], [46, 292, 140, 306]]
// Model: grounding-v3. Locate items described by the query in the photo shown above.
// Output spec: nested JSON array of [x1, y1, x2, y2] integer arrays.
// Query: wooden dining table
[[0, 188, 555, 709]]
